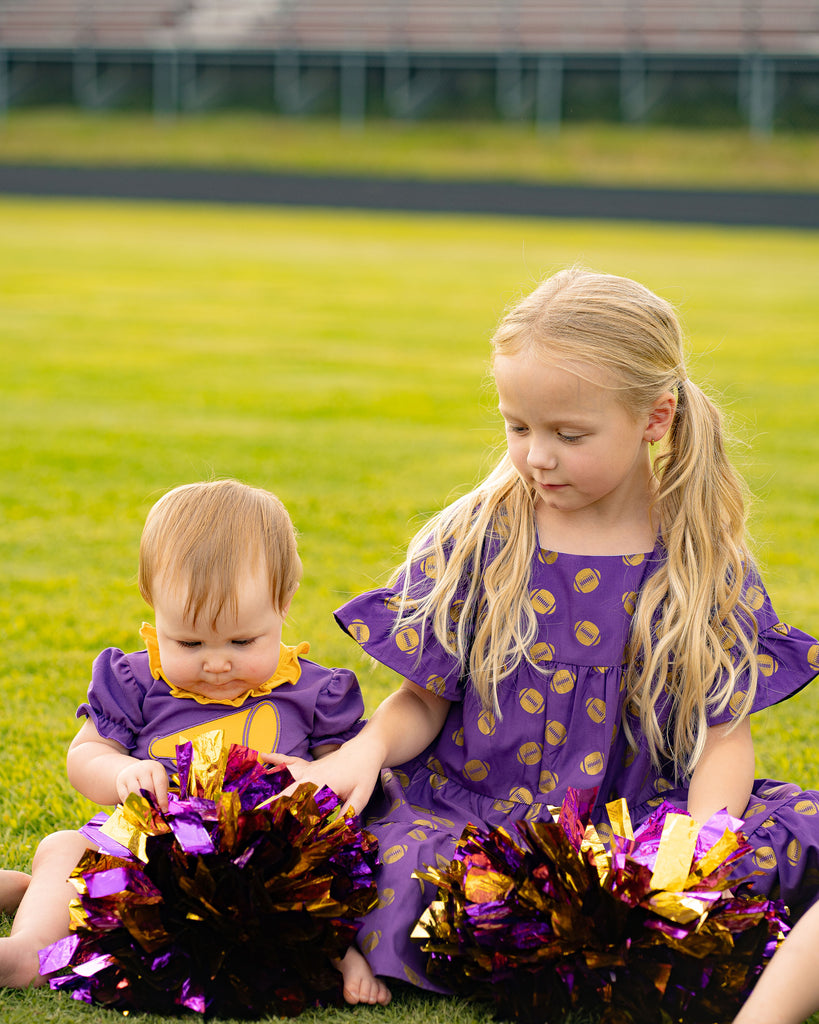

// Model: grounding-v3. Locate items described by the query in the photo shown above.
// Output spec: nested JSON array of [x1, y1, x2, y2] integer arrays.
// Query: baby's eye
[[232, 638, 257, 647], [557, 432, 584, 443], [506, 424, 529, 435], [177, 640, 201, 649]]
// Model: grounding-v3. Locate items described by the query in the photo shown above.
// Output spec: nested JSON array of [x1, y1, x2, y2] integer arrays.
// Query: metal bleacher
[[1, 0, 818, 128], [0, 0, 181, 46], [2, 0, 818, 53]]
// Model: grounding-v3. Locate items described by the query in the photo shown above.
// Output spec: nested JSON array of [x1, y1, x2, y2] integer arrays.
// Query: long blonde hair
[[392, 268, 757, 777]]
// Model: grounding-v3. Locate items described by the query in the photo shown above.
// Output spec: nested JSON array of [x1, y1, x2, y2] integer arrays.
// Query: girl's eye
[[557, 432, 583, 443], [178, 641, 201, 649], [232, 638, 257, 647], [506, 424, 528, 435]]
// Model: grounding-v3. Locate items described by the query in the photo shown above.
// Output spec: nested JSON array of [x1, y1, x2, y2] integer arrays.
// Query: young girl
[[274, 268, 819, 999], [0, 479, 390, 1007]]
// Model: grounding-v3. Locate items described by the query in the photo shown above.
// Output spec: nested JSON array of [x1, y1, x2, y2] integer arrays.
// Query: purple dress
[[335, 541, 819, 990]]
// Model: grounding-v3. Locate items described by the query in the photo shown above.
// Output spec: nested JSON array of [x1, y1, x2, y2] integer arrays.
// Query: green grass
[[0, 190, 818, 1024], [2, 108, 819, 190]]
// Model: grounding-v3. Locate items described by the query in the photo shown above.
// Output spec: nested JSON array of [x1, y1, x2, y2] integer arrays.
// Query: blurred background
[[0, 0, 818, 132]]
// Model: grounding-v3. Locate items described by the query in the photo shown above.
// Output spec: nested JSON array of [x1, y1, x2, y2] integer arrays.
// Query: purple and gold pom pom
[[413, 788, 787, 1023], [39, 732, 379, 1018]]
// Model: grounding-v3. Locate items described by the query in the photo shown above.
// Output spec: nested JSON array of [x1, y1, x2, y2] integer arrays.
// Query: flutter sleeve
[[309, 665, 366, 752], [76, 647, 151, 752], [335, 558, 465, 701], [708, 572, 819, 725]]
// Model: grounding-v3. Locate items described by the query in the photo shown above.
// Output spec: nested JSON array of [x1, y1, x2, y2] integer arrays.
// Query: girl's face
[[152, 567, 290, 702], [495, 350, 672, 538]]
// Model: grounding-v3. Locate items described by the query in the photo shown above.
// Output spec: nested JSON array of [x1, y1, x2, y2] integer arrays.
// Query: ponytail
[[624, 378, 758, 776]]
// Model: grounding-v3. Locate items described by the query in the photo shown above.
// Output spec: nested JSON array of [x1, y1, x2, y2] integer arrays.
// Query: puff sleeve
[[308, 665, 366, 752], [75, 647, 152, 752]]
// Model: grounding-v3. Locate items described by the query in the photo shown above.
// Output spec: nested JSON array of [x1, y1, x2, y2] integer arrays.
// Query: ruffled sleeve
[[76, 647, 153, 752], [309, 665, 366, 752], [707, 573, 818, 725], [334, 578, 464, 703]]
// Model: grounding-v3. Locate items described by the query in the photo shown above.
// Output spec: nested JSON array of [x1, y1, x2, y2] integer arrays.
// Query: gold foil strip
[[650, 813, 699, 892], [606, 797, 634, 840], [688, 828, 742, 884], [189, 731, 228, 799]]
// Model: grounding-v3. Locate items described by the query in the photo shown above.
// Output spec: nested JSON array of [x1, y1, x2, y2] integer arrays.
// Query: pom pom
[[413, 788, 787, 1023], [40, 732, 379, 1018]]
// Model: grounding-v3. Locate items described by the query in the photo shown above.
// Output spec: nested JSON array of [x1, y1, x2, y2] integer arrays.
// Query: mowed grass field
[[3, 109, 819, 190], [0, 175, 818, 1022]]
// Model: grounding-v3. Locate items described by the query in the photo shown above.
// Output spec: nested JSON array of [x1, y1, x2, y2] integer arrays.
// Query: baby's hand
[[115, 759, 170, 812]]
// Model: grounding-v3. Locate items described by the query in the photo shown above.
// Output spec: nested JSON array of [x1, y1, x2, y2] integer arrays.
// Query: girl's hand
[[115, 759, 170, 811], [261, 677, 451, 816], [260, 752, 311, 772], [264, 739, 383, 816], [259, 743, 339, 774]]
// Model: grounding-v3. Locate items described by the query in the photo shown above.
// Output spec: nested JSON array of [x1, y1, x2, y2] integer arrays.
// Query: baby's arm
[[686, 718, 755, 824], [67, 719, 170, 811], [267, 678, 451, 814]]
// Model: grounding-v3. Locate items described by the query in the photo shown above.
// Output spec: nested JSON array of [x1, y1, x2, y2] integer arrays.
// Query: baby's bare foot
[[334, 947, 392, 1005], [0, 935, 43, 989]]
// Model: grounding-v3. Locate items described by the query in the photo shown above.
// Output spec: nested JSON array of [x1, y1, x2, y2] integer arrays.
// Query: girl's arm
[[310, 743, 340, 759], [733, 901, 819, 1024], [266, 678, 451, 814], [67, 718, 170, 811], [686, 718, 755, 824]]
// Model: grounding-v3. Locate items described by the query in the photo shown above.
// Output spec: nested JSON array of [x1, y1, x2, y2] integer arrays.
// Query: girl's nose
[[527, 440, 557, 470]]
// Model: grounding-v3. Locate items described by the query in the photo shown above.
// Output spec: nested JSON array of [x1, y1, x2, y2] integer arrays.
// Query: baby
[[0, 479, 390, 1006]]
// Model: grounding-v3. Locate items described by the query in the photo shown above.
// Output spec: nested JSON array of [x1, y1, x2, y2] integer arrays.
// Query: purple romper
[[335, 541, 819, 990], [77, 637, 365, 777]]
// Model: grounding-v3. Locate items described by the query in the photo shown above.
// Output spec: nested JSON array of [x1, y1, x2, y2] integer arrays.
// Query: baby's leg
[[0, 869, 31, 914], [333, 947, 391, 1006], [0, 829, 91, 988], [733, 903, 819, 1024]]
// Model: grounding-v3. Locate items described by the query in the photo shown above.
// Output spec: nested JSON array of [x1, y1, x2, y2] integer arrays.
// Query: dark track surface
[[1, 162, 818, 228]]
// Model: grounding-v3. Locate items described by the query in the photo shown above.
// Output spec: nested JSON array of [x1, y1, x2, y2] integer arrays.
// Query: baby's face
[[152, 568, 289, 702]]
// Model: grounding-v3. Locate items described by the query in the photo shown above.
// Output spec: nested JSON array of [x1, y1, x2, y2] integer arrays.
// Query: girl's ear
[[644, 391, 677, 444]]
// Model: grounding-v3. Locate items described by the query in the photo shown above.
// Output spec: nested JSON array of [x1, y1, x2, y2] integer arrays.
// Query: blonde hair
[[392, 267, 757, 777], [139, 479, 302, 625]]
